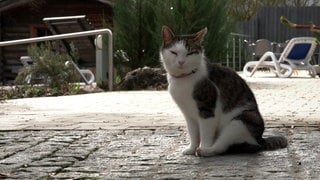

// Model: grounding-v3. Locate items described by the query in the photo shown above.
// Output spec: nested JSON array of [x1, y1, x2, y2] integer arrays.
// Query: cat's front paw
[[182, 146, 197, 155], [196, 147, 217, 157]]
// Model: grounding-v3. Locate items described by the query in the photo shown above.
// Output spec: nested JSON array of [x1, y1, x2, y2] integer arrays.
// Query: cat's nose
[[178, 60, 185, 66]]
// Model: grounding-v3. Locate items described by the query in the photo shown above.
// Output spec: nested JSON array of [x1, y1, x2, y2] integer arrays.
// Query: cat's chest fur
[[169, 77, 197, 118], [168, 66, 212, 120]]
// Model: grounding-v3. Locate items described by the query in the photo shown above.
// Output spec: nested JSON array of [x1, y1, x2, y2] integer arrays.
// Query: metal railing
[[225, 33, 253, 71], [0, 29, 113, 90]]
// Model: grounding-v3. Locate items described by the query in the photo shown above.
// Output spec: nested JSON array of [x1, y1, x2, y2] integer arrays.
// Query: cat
[[160, 26, 287, 156]]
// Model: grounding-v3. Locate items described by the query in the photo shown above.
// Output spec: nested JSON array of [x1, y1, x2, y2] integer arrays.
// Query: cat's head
[[160, 26, 207, 77]]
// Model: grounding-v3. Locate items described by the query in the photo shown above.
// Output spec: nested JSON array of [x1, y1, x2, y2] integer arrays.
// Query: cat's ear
[[162, 26, 175, 47], [193, 27, 207, 45]]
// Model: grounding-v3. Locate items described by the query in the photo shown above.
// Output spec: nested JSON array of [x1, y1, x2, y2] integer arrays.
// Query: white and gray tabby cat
[[160, 26, 287, 156]]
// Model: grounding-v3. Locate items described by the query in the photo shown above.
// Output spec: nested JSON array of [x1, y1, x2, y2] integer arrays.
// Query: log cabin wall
[[0, 13, 3, 83], [0, 0, 112, 84]]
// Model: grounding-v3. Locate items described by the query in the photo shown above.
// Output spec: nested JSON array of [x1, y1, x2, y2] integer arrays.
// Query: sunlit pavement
[[0, 72, 319, 179]]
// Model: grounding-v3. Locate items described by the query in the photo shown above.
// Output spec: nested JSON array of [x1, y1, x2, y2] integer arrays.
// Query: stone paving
[[0, 128, 319, 179], [0, 73, 320, 179]]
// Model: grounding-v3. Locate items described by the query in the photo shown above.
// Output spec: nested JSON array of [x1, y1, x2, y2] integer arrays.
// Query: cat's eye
[[170, 51, 177, 55], [187, 51, 198, 56]]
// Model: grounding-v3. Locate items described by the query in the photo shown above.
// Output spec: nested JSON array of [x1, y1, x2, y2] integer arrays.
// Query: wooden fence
[[238, 6, 320, 43], [223, 6, 320, 71]]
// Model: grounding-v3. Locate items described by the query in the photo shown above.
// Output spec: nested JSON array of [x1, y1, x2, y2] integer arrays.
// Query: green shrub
[[110, 0, 235, 73], [15, 42, 81, 94], [152, 0, 235, 61]]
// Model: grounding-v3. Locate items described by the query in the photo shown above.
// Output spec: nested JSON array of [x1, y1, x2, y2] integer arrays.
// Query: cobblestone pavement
[[0, 127, 319, 179], [0, 73, 320, 179]]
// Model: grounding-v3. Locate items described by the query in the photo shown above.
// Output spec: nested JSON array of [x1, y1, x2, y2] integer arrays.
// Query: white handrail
[[0, 29, 113, 90]]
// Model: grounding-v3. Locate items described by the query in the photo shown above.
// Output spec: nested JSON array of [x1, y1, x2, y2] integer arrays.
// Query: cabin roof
[[0, 0, 112, 13], [0, 0, 34, 12]]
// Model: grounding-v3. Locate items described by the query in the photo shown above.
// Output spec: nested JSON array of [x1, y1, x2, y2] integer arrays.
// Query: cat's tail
[[224, 136, 287, 154], [261, 135, 288, 150]]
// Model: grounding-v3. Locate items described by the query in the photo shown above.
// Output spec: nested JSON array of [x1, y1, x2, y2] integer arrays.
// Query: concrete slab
[[1, 74, 319, 130]]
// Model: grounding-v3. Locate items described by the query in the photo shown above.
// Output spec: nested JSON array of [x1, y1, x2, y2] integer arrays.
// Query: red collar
[[170, 69, 197, 78]]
